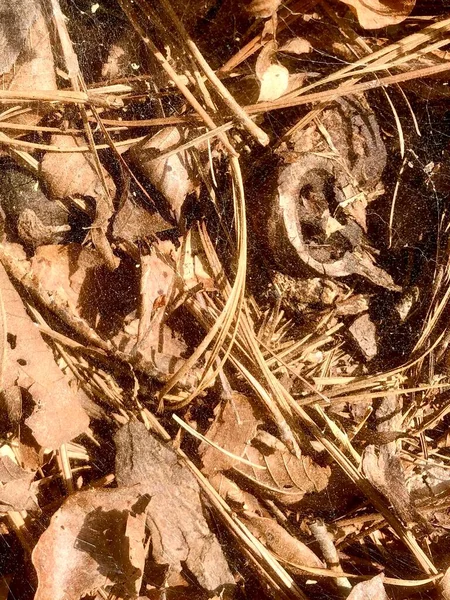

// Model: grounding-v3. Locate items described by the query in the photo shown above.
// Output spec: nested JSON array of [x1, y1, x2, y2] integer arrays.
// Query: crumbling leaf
[[346, 574, 389, 599], [0, 455, 38, 512], [115, 421, 235, 593], [0, 262, 89, 450], [338, 0, 415, 29], [200, 393, 330, 506], [32, 486, 149, 600], [128, 127, 196, 222]]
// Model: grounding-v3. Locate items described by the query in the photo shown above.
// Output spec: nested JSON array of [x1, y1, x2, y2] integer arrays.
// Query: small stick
[[309, 519, 352, 594]]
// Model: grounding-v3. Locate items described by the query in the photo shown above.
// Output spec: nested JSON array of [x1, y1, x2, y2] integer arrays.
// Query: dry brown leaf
[[128, 127, 196, 222], [113, 194, 171, 244], [240, 510, 324, 571], [438, 567, 450, 599], [0, 455, 38, 512], [256, 41, 289, 102], [40, 135, 117, 269], [30, 244, 106, 330], [32, 486, 149, 600], [115, 421, 235, 593], [200, 392, 330, 506], [338, 0, 415, 29], [0, 261, 89, 450], [346, 574, 389, 599]]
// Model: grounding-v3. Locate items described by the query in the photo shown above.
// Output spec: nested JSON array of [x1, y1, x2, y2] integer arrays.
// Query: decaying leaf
[[128, 127, 197, 222], [0, 455, 38, 512], [0, 261, 89, 450], [32, 486, 149, 600], [115, 421, 235, 593], [346, 574, 389, 599], [244, 0, 282, 18], [348, 313, 378, 361], [200, 392, 330, 506], [339, 0, 415, 29]]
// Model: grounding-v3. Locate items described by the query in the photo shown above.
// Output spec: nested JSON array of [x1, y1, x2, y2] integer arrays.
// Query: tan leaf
[[41, 135, 117, 269], [241, 510, 324, 571], [339, 0, 415, 29], [347, 574, 389, 599], [0, 262, 89, 450], [32, 487, 149, 600], [41, 135, 116, 202], [256, 41, 289, 102], [0, 455, 38, 512], [200, 393, 330, 506], [128, 127, 196, 222]]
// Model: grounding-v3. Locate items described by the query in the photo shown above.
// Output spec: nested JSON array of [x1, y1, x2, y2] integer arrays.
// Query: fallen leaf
[[339, 0, 415, 29], [346, 574, 389, 599], [0, 455, 38, 512], [200, 392, 330, 506], [32, 486, 149, 600], [256, 41, 289, 102], [348, 313, 378, 361], [113, 194, 172, 244], [438, 567, 450, 600], [0, 261, 90, 450], [115, 421, 235, 593], [128, 127, 197, 222], [40, 135, 117, 269], [241, 510, 324, 571]]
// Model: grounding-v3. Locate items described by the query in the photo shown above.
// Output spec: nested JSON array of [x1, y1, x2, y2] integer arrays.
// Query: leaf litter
[[0, 0, 450, 599]]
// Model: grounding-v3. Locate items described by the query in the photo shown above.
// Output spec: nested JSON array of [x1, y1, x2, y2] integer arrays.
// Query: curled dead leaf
[[339, 0, 415, 29], [128, 127, 196, 222]]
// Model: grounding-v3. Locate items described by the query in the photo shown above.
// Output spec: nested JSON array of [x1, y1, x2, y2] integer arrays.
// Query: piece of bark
[[0, 261, 89, 450], [32, 487, 149, 600], [348, 313, 378, 361], [0, 456, 38, 512], [114, 421, 235, 594]]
